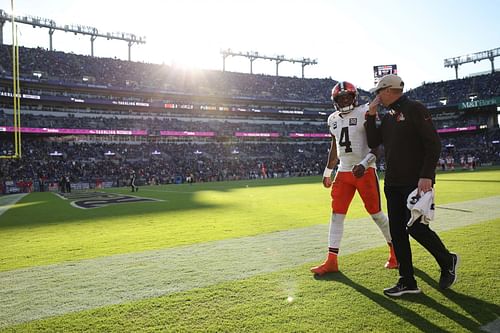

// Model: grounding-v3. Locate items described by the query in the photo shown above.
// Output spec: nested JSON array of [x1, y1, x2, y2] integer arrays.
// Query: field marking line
[[480, 318, 500, 333], [0, 195, 499, 327], [138, 189, 196, 194], [0, 194, 27, 218]]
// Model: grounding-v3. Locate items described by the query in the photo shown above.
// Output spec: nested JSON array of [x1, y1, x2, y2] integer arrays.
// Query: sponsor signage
[[0, 127, 148, 135], [234, 132, 280, 137], [159, 130, 215, 137], [458, 97, 500, 109], [437, 126, 477, 133], [289, 133, 330, 138]]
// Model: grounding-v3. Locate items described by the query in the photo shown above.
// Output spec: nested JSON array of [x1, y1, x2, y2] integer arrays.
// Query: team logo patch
[[349, 118, 357, 126], [55, 191, 163, 209], [332, 121, 337, 129]]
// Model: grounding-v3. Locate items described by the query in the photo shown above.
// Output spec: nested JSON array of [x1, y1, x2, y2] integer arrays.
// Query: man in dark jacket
[[365, 74, 459, 297]]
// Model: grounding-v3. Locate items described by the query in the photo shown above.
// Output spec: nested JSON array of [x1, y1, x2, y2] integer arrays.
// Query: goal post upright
[[1, 0, 21, 159]]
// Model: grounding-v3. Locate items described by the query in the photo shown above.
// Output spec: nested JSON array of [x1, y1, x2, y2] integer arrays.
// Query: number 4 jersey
[[327, 103, 376, 172]]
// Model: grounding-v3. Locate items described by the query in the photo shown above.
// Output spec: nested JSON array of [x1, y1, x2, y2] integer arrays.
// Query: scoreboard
[[373, 64, 397, 84]]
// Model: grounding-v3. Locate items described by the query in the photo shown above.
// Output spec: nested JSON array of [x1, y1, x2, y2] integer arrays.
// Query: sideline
[[0, 193, 28, 217], [0, 195, 499, 327]]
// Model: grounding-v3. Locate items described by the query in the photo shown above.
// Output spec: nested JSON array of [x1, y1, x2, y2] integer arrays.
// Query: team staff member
[[310, 81, 397, 276], [365, 74, 459, 296]]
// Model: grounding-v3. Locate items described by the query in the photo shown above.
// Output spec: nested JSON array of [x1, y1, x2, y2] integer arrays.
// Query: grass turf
[[0, 168, 499, 332], [1, 169, 499, 272], [2, 219, 499, 333]]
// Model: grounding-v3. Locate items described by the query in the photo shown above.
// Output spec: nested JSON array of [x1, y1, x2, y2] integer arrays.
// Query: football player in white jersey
[[311, 81, 398, 276]]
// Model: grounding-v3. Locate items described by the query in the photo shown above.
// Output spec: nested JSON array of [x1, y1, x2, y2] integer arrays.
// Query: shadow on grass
[[314, 271, 489, 333], [0, 176, 323, 228], [414, 268, 500, 327]]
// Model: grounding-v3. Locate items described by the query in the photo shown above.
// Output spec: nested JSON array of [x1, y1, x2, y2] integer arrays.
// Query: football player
[[130, 170, 138, 192], [311, 81, 398, 276]]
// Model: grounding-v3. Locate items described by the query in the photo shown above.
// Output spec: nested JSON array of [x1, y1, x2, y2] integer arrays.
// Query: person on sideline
[[365, 74, 459, 296], [311, 81, 398, 276], [130, 170, 138, 192]]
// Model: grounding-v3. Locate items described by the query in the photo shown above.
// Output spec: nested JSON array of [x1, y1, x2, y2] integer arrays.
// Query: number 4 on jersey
[[339, 127, 352, 153]]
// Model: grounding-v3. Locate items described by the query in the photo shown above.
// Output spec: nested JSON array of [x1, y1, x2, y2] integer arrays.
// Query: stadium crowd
[[1, 124, 499, 192], [2, 45, 498, 106], [0, 110, 326, 136], [0, 45, 341, 103], [0, 138, 328, 192], [406, 72, 500, 105], [1, 45, 499, 193]]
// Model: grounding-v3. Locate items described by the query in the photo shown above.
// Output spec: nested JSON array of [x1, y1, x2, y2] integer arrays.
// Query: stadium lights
[[0, 9, 146, 60], [221, 49, 318, 78], [444, 47, 500, 79]]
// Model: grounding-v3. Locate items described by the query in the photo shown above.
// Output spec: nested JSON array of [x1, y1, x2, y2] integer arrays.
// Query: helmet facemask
[[331, 81, 358, 114], [334, 92, 357, 113]]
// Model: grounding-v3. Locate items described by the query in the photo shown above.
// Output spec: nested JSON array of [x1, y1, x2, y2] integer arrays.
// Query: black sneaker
[[439, 253, 459, 290], [384, 281, 421, 297]]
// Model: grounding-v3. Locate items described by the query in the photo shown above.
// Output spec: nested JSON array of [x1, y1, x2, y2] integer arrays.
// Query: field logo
[[55, 191, 163, 209]]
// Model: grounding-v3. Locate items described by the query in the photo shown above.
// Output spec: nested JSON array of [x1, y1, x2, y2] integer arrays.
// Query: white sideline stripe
[[0, 194, 27, 217], [0, 195, 499, 328], [139, 189, 196, 194], [480, 318, 500, 333]]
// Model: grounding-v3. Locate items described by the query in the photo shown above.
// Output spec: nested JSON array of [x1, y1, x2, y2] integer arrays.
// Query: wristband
[[359, 153, 376, 168], [323, 167, 333, 177]]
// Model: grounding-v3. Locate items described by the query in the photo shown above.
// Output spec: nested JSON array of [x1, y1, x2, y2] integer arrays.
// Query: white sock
[[371, 211, 392, 243], [328, 213, 346, 249]]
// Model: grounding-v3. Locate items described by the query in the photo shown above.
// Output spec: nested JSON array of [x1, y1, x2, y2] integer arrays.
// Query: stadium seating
[[0, 45, 499, 192]]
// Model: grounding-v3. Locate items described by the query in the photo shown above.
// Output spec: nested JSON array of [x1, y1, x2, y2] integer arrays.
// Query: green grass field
[[1, 169, 499, 332]]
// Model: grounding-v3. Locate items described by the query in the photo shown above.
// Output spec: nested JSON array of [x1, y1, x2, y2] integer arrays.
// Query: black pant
[[384, 185, 452, 286]]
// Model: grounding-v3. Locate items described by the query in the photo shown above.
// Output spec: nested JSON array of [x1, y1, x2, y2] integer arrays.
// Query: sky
[[0, 0, 499, 91]]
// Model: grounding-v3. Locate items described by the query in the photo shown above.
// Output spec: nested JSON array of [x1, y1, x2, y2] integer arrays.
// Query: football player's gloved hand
[[352, 164, 365, 178]]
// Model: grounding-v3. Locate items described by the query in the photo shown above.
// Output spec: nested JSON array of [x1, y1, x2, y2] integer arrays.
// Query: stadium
[[0, 3, 499, 332]]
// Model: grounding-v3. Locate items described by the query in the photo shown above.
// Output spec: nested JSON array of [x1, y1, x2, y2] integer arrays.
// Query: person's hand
[[418, 178, 432, 193], [352, 164, 365, 178], [368, 96, 380, 116], [323, 176, 332, 188]]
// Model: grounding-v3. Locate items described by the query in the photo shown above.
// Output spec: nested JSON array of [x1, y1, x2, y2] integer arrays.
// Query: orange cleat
[[311, 253, 339, 275], [385, 244, 399, 269]]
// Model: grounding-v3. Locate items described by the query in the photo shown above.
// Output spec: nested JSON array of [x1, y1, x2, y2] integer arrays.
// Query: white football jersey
[[327, 104, 375, 172]]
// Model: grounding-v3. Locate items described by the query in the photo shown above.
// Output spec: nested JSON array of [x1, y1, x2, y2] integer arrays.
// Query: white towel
[[407, 188, 435, 227]]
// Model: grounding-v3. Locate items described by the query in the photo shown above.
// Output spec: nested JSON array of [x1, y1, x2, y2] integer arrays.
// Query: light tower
[[0, 9, 146, 61], [444, 47, 499, 79], [221, 49, 318, 78]]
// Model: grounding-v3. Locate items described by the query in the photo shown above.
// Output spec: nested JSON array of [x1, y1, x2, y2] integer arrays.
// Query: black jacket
[[365, 95, 441, 186]]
